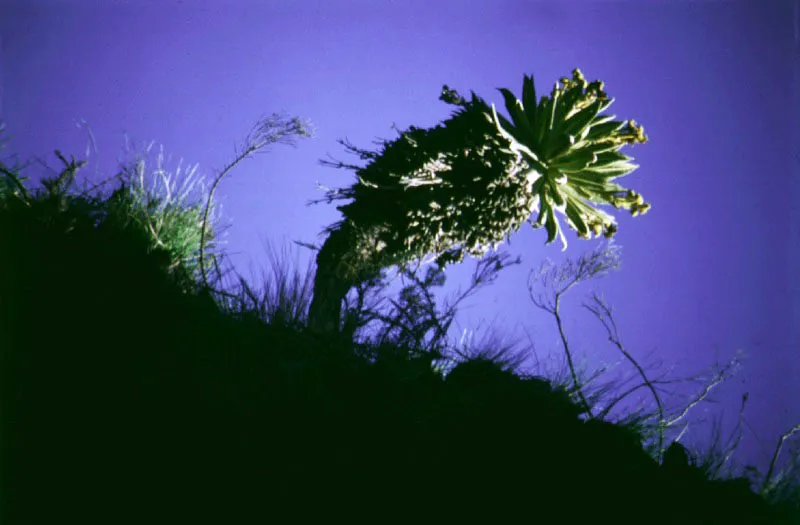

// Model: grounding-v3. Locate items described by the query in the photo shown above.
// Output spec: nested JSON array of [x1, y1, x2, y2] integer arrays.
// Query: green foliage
[[316, 91, 532, 281], [489, 69, 650, 250], [306, 69, 651, 336], [111, 139, 231, 294], [314, 69, 650, 294]]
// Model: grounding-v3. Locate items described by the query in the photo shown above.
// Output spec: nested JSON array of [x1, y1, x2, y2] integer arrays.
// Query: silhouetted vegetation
[[1, 116, 798, 524]]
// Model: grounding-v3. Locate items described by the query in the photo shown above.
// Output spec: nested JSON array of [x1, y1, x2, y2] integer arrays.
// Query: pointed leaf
[[571, 182, 600, 201], [582, 161, 639, 178], [564, 201, 590, 237], [548, 87, 561, 132], [590, 113, 617, 127], [568, 172, 626, 191], [498, 87, 537, 145], [535, 96, 552, 146], [521, 74, 538, 125], [559, 99, 603, 138], [541, 89, 563, 155], [568, 183, 611, 201], [597, 97, 615, 115], [494, 110, 526, 145], [532, 196, 548, 227], [583, 140, 619, 156], [567, 175, 627, 202], [492, 105, 542, 162], [544, 206, 557, 244], [585, 120, 625, 142], [548, 178, 565, 207], [595, 150, 633, 164], [550, 87, 571, 130], [556, 88, 581, 126], [552, 149, 597, 172]]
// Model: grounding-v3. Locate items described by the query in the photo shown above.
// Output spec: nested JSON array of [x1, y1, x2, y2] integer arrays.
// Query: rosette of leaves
[[489, 68, 650, 250]]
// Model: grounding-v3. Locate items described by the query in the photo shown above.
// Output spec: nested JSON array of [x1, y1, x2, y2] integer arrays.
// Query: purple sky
[[2, 0, 798, 480]]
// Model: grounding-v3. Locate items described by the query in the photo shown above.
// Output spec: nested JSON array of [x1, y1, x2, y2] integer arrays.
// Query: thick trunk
[[307, 223, 361, 336], [307, 264, 352, 335], [307, 221, 405, 337]]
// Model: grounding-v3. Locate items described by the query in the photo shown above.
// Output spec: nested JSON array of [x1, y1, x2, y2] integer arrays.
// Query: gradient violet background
[[1, 0, 798, 480]]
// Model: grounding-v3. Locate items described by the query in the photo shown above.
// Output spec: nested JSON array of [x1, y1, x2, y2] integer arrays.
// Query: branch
[[199, 113, 314, 290], [528, 240, 622, 418]]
